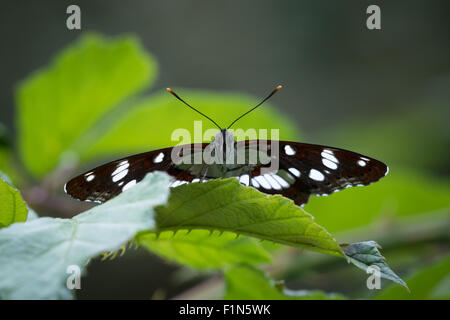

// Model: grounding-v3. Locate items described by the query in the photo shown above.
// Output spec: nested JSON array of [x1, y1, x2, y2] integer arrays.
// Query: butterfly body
[[173, 129, 266, 180]]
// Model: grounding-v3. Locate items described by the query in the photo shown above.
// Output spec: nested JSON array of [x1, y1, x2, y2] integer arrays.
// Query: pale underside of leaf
[[343, 240, 409, 290], [0, 172, 170, 299]]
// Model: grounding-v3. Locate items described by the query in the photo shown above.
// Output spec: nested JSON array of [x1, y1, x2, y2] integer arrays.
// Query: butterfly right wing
[[239, 140, 388, 206], [65, 143, 208, 203]]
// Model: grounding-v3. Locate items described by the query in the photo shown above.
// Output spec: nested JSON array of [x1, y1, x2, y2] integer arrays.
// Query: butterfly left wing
[[238, 140, 388, 206], [65, 144, 208, 203]]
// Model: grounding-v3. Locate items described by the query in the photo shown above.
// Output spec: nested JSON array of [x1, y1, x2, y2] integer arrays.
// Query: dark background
[[2, 1, 449, 136], [1, 0, 449, 299]]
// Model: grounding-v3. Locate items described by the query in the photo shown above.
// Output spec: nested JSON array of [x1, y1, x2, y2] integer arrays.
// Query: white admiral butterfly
[[65, 86, 388, 206]]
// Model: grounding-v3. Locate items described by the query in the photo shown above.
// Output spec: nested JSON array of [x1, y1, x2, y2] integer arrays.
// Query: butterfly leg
[[247, 165, 253, 187], [200, 165, 210, 182]]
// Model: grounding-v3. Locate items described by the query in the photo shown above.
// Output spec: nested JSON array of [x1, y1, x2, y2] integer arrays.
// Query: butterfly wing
[[65, 139, 387, 207], [64, 144, 208, 203], [240, 140, 388, 206]]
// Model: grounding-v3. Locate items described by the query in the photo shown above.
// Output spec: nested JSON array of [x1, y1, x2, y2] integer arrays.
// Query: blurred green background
[[0, 0, 449, 299]]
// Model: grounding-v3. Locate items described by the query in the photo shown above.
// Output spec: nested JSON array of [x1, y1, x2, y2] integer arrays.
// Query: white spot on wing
[[284, 145, 296, 156], [112, 161, 129, 176], [264, 174, 282, 190], [357, 159, 367, 167], [321, 150, 339, 164], [239, 174, 250, 186], [86, 174, 95, 182], [251, 178, 260, 188], [288, 167, 301, 178], [309, 169, 325, 181], [122, 179, 136, 191], [112, 169, 128, 182], [171, 180, 181, 187], [255, 176, 271, 189], [272, 175, 290, 188], [118, 160, 129, 168], [322, 158, 338, 170], [171, 180, 188, 187], [154, 152, 164, 163]]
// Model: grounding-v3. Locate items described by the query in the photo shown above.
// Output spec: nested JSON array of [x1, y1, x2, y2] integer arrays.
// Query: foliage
[[0, 172, 170, 299], [16, 34, 156, 178], [320, 109, 449, 174], [343, 241, 408, 290], [375, 255, 450, 300], [83, 91, 299, 161], [0, 33, 448, 300], [224, 264, 345, 300], [0, 177, 28, 228], [138, 230, 271, 269], [14, 33, 298, 180], [150, 178, 343, 256], [305, 169, 450, 234]]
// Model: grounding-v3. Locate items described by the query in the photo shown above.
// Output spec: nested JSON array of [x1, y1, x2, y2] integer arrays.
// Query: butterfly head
[[220, 129, 235, 145]]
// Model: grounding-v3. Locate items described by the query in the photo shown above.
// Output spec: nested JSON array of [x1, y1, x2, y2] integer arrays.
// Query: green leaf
[[0, 172, 170, 299], [16, 33, 156, 178], [343, 241, 408, 290], [224, 264, 345, 300], [0, 177, 28, 228], [137, 230, 271, 269], [304, 169, 450, 233], [141, 179, 405, 288], [376, 255, 450, 300], [0, 125, 22, 185], [81, 90, 299, 162], [151, 178, 342, 256]]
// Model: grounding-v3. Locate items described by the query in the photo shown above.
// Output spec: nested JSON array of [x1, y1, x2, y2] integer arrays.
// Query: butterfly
[[65, 85, 388, 206]]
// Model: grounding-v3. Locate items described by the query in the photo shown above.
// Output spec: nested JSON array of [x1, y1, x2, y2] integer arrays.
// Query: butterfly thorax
[[173, 129, 263, 179], [211, 129, 236, 164]]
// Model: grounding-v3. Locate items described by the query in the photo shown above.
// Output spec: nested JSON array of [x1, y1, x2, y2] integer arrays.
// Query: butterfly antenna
[[166, 88, 222, 130], [227, 85, 282, 129]]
